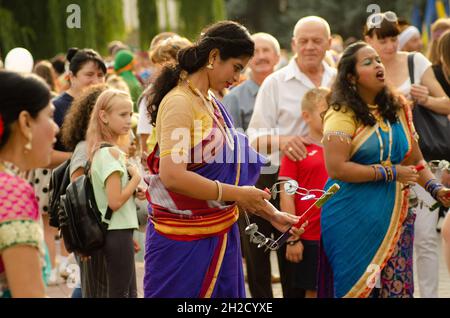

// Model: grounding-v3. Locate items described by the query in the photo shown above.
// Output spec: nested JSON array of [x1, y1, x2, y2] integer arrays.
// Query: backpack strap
[[408, 53, 416, 85], [87, 143, 115, 221]]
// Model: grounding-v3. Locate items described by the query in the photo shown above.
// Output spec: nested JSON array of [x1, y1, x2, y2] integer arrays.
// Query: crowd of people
[[0, 11, 450, 299]]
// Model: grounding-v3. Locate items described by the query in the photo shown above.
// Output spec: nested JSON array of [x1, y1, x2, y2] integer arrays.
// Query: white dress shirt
[[247, 58, 336, 169]]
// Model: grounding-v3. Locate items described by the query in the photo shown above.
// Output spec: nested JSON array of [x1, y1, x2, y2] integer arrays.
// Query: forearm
[[252, 135, 292, 155], [111, 176, 141, 211], [161, 169, 242, 202], [280, 193, 297, 215], [47, 150, 72, 169], [423, 96, 450, 115], [327, 161, 375, 183]]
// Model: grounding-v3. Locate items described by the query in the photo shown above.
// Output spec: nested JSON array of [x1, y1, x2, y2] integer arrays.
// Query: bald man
[[247, 16, 336, 298]]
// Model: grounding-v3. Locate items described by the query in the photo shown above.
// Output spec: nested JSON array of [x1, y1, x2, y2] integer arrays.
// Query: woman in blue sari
[[143, 21, 302, 298], [319, 42, 450, 298]]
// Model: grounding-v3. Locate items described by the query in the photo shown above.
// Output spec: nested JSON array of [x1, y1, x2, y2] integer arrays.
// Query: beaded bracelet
[[424, 179, 444, 201], [378, 166, 387, 182]]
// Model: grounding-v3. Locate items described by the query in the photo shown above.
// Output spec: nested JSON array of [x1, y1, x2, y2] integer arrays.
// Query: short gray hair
[[293, 16, 331, 38], [251, 32, 281, 56]]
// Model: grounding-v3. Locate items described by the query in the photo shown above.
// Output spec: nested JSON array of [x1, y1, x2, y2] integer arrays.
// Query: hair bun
[[66, 47, 79, 62]]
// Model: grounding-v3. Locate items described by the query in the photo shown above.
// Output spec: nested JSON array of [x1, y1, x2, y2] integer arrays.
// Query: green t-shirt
[[91, 147, 139, 230]]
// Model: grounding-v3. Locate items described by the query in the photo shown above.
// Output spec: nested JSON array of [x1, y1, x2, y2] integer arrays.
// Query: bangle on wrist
[[214, 180, 223, 201], [287, 238, 301, 246]]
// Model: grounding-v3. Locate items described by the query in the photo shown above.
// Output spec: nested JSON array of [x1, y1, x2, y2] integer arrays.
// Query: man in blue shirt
[[223, 33, 281, 132]]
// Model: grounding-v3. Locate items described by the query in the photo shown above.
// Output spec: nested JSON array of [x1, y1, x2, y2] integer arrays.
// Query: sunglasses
[[366, 11, 398, 30]]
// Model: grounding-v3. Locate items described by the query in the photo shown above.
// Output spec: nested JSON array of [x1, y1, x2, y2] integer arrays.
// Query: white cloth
[[398, 26, 421, 51], [397, 52, 432, 98], [247, 58, 336, 169], [137, 95, 153, 135], [412, 178, 440, 298]]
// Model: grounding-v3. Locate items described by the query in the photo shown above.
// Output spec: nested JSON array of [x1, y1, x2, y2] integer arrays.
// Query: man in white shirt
[[246, 16, 336, 298]]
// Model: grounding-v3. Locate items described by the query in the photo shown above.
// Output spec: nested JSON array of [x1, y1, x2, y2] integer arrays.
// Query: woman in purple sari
[[143, 21, 302, 298]]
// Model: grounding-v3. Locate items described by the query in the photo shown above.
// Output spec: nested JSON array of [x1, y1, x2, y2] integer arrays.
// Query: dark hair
[[60, 84, 108, 151], [148, 21, 254, 126], [66, 48, 107, 76], [0, 71, 51, 148], [50, 54, 66, 75], [364, 18, 400, 40], [326, 41, 401, 126]]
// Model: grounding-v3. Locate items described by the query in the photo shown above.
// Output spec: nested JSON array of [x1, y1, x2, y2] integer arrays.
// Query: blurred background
[[0, 0, 449, 61]]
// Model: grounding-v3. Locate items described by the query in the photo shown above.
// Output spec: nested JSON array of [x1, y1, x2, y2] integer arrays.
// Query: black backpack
[[48, 159, 71, 228], [58, 144, 113, 256]]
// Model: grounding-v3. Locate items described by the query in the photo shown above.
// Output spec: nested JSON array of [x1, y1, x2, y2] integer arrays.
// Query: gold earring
[[24, 133, 32, 152], [206, 63, 214, 70]]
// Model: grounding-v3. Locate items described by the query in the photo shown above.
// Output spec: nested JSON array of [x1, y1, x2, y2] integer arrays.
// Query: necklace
[[374, 120, 393, 166], [0, 160, 21, 176], [185, 80, 235, 150]]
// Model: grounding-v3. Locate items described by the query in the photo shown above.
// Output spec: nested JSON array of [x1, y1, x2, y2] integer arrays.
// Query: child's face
[[105, 96, 133, 137], [303, 100, 327, 135]]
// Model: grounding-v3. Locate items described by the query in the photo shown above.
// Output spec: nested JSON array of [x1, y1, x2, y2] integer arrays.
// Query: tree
[[138, 0, 159, 50], [225, 0, 426, 49], [178, 0, 227, 41], [0, 0, 125, 60]]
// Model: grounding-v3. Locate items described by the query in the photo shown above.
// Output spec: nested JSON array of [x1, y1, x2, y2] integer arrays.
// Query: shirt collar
[[283, 57, 336, 87]]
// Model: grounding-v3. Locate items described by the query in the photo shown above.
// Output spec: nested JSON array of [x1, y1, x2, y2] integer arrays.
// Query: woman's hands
[[286, 240, 304, 263], [437, 187, 450, 208], [410, 84, 429, 105], [395, 165, 420, 184], [236, 186, 271, 214]]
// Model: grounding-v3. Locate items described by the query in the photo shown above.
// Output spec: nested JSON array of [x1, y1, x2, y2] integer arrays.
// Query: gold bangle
[[214, 180, 223, 202]]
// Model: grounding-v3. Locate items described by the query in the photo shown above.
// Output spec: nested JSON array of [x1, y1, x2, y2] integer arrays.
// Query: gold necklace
[[374, 120, 393, 166], [185, 80, 235, 150]]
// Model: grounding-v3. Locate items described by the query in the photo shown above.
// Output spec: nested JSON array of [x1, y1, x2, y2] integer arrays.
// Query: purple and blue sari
[[143, 94, 266, 298]]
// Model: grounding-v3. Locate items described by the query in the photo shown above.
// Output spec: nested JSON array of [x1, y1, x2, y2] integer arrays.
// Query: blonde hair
[[301, 87, 330, 113], [106, 74, 130, 94], [150, 36, 192, 65], [427, 18, 450, 64], [438, 30, 450, 68], [86, 89, 133, 160]]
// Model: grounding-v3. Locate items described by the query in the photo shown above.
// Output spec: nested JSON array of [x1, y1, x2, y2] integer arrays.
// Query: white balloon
[[5, 47, 34, 73]]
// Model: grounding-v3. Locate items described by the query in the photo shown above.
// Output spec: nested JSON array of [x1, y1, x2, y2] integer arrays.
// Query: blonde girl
[[86, 89, 143, 298]]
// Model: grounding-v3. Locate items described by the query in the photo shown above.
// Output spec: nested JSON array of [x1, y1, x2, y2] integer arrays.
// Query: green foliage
[[226, 0, 426, 49], [138, 0, 159, 50], [178, 0, 227, 41], [0, 0, 125, 60]]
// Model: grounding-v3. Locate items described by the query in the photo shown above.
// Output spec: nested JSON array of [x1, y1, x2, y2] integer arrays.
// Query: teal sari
[[320, 105, 416, 298]]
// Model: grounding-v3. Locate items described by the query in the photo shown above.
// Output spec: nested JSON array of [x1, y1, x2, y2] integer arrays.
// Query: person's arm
[[411, 67, 450, 115], [247, 79, 307, 160], [323, 135, 419, 184], [402, 134, 450, 206], [47, 150, 72, 169], [103, 149, 141, 211], [3, 245, 45, 298], [139, 134, 149, 154]]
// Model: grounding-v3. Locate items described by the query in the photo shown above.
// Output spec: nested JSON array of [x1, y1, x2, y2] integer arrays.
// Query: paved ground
[[47, 237, 450, 298]]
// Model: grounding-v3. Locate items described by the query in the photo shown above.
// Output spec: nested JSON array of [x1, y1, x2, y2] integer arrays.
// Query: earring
[[206, 63, 214, 70], [24, 133, 32, 152]]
